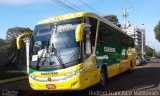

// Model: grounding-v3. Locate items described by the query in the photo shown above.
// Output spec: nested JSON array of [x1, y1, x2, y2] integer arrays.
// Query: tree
[[6, 27, 33, 41], [145, 45, 155, 57], [4, 27, 32, 70], [145, 49, 153, 57], [135, 45, 141, 53], [155, 51, 160, 58], [104, 15, 120, 26], [154, 21, 160, 42], [0, 38, 10, 50], [0, 38, 6, 48]]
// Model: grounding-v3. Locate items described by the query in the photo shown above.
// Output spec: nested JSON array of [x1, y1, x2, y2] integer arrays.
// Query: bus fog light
[[71, 81, 78, 87]]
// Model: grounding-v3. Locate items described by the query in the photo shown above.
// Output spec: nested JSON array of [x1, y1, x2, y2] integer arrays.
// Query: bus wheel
[[100, 68, 107, 87]]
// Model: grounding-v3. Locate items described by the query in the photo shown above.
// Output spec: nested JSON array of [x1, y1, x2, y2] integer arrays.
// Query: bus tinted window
[[99, 22, 120, 45], [99, 21, 134, 47]]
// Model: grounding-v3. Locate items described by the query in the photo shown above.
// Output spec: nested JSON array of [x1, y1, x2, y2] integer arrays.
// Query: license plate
[[46, 84, 56, 89]]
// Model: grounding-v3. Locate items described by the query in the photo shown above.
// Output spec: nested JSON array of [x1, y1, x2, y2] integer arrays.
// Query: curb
[[0, 76, 28, 84]]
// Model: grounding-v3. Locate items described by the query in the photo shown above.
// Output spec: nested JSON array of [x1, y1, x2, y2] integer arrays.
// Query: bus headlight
[[29, 67, 85, 81], [30, 75, 36, 79], [65, 68, 84, 78]]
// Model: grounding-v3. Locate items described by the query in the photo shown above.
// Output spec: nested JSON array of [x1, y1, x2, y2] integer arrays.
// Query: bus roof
[[37, 12, 133, 39], [37, 12, 120, 31], [37, 12, 98, 25], [37, 12, 119, 31]]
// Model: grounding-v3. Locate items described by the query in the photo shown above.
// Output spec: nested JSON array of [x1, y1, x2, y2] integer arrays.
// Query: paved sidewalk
[[0, 75, 28, 84]]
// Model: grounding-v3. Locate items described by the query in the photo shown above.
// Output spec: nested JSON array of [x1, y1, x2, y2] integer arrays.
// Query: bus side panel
[[83, 55, 100, 88], [96, 42, 135, 79], [96, 42, 123, 76], [107, 64, 120, 78]]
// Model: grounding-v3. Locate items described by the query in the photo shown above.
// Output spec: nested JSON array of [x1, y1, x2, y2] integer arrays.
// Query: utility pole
[[122, 9, 128, 29], [122, 7, 133, 32], [141, 31, 144, 58], [141, 23, 144, 58]]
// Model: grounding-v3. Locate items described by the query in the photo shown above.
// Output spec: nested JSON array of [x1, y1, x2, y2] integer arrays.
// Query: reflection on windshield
[[30, 18, 82, 70], [52, 29, 78, 50], [51, 28, 80, 63], [32, 41, 48, 55]]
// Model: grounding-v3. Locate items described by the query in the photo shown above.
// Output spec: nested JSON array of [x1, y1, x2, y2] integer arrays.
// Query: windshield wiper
[[36, 47, 47, 70], [49, 22, 65, 69], [51, 44, 66, 68], [36, 40, 50, 70]]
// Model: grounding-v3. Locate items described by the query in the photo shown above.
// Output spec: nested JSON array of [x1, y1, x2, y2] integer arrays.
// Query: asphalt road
[[0, 59, 160, 96]]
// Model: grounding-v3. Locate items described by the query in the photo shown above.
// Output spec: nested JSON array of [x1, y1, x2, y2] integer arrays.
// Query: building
[[122, 25, 146, 51]]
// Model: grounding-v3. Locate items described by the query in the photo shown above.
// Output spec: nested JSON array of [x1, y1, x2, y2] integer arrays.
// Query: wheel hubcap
[[100, 72, 105, 86]]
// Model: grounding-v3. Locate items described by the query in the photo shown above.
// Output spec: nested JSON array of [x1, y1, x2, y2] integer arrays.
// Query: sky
[[0, 0, 160, 51]]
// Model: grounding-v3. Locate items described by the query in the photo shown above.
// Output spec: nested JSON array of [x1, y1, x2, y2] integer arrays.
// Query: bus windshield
[[30, 18, 82, 70]]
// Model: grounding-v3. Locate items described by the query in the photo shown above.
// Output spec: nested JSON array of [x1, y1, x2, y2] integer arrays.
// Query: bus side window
[[83, 28, 92, 59]]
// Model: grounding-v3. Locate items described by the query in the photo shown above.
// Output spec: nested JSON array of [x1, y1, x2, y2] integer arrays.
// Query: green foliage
[[0, 27, 32, 50], [0, 38, 6, 48], [145, 49, 153, 57], [0, 38, 12, 50], [0, 44, 12, 50], [135, 45, 141, 52], [104, 15, 119, 26], [154, 21, 160, 42], [155, 52, 160, 58], [6, 27, 33, 41], [145, 45, 154, 57]]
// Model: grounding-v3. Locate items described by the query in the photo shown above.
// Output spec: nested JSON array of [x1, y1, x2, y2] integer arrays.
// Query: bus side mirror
[[16, 32, 32, 49], [75, 23, 91, 42]]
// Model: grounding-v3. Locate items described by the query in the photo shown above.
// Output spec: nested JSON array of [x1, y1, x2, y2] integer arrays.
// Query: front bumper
[[29, 74, 85, 90]]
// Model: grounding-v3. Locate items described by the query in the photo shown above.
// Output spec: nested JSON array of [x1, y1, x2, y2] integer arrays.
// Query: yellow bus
[[17, 12, 136, 90]]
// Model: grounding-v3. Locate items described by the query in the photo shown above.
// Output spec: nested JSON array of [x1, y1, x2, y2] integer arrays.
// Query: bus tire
[[100, 67, 107, 87]]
